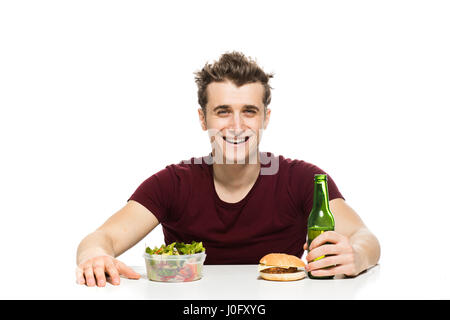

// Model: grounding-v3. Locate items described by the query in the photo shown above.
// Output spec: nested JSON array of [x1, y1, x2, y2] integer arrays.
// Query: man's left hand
[[303, 231, 363, 277]]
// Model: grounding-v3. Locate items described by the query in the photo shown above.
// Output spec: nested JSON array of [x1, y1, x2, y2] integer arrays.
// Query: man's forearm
[[349, 227, 381, 275], [76, 230, 116, 265]]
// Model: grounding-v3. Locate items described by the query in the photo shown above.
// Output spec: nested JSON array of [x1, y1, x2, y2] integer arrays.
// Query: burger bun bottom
[[259, 270, 306, 281]]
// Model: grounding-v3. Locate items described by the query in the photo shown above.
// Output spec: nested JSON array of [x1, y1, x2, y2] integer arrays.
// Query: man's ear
[[263, 108, 271, 130], [198, 108, 207, 131]]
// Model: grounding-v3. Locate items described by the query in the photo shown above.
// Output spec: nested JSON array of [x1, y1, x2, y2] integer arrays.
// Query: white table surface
[[4, 260, 448, 300], [69, 264, 388, 300]]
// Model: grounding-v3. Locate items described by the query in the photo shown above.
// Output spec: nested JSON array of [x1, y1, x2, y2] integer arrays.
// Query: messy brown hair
[[194, 51, 274, 115]]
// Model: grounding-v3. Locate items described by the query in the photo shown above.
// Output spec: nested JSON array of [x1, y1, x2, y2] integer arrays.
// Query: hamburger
[[258, 253, 306, 281]]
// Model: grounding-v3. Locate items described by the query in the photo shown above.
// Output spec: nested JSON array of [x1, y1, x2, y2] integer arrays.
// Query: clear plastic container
[[143, 252, 206, 282]]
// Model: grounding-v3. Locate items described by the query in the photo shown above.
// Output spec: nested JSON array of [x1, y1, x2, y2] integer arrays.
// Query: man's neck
[[212, 159, 261, 190]]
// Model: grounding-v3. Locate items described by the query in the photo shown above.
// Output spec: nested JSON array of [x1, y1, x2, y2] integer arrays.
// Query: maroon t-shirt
[[128, 153, 344, 264]]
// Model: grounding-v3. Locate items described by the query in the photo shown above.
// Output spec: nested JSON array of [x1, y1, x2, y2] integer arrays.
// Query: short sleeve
[[289, 160, 344, 216], [127, 166, 175, 223]]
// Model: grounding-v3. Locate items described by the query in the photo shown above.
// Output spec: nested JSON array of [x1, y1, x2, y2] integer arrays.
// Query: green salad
[[145, 241, 205, 255], [144, 241, 206, 282]]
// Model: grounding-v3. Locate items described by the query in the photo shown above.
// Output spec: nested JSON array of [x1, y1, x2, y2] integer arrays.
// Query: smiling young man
[[76, 51, 380, 286]]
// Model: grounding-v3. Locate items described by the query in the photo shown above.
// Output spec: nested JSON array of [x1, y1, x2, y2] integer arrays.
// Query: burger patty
[[260, 267, 299, 274]]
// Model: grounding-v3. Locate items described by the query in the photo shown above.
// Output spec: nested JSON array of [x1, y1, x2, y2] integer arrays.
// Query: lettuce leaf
[[146, 241, 205, 255]]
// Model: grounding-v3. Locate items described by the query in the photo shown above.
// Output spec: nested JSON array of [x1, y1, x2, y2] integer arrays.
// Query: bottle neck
[[311, 180, 330, 212]]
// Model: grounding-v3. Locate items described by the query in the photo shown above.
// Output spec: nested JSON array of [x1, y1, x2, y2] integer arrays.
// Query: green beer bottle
[[307, 174, 335, 279]]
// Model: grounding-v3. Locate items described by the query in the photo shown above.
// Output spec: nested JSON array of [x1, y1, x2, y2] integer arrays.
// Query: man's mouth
[[222, 136, 250, 145]]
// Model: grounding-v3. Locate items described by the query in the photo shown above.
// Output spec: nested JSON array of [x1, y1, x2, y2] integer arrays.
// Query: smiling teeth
[[224, 137, 247, 144]]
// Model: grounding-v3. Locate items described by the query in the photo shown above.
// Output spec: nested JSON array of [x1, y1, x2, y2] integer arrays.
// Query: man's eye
[[217, 110, 230, 115], [244, 109, 256, 114]]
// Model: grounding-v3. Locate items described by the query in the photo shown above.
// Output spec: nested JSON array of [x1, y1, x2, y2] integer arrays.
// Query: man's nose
[[229, 112, 244, 132]]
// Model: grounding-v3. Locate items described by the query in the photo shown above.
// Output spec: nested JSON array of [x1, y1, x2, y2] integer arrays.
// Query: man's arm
[[76, 200, 159, 286], [305, 198, 381, 277]]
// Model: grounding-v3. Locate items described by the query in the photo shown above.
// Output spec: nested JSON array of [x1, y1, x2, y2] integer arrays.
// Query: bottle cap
[[314, 174, 327, 181]]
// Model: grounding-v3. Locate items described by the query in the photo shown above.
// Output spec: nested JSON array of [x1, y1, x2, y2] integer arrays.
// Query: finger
[[303, 242, 308, 250], [309, 231, 342, 250], [308, 252, 357, 274], [83, 266, 96, 287], [93, 259, 106, 287], [115, 260, 141, 279], [75, 266, 85, 285], [306, 254, 342, 272], [306, 244, 340, 263], [105, 260, 121, 285], [310, 264, 352, 278]]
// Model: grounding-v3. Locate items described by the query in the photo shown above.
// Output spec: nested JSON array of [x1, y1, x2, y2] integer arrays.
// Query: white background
[[0, 1, 449, 299]]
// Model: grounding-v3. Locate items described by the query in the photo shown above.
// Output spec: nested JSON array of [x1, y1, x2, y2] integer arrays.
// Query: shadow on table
[[301, 264, 381, 299], [255, 264, 380, 299]]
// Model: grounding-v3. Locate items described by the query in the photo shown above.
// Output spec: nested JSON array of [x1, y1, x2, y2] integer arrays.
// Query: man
[[76, 51, 380, 287]]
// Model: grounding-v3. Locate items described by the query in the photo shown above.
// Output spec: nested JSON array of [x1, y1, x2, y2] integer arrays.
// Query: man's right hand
[[76, 201, 160, 287], [76, 255, 141, 287]]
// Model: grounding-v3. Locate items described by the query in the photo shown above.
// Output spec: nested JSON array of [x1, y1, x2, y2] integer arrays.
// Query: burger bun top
[[259, 253, 305, 268]]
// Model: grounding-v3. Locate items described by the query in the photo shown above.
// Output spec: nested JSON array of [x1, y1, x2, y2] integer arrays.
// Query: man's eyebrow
[[212, 105, 231, 112], [243, 105, 260, 110], [212, 104, 260, 112]]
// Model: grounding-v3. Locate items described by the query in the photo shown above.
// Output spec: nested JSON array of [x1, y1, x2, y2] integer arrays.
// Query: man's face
[[198, 80, 271, 164]]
